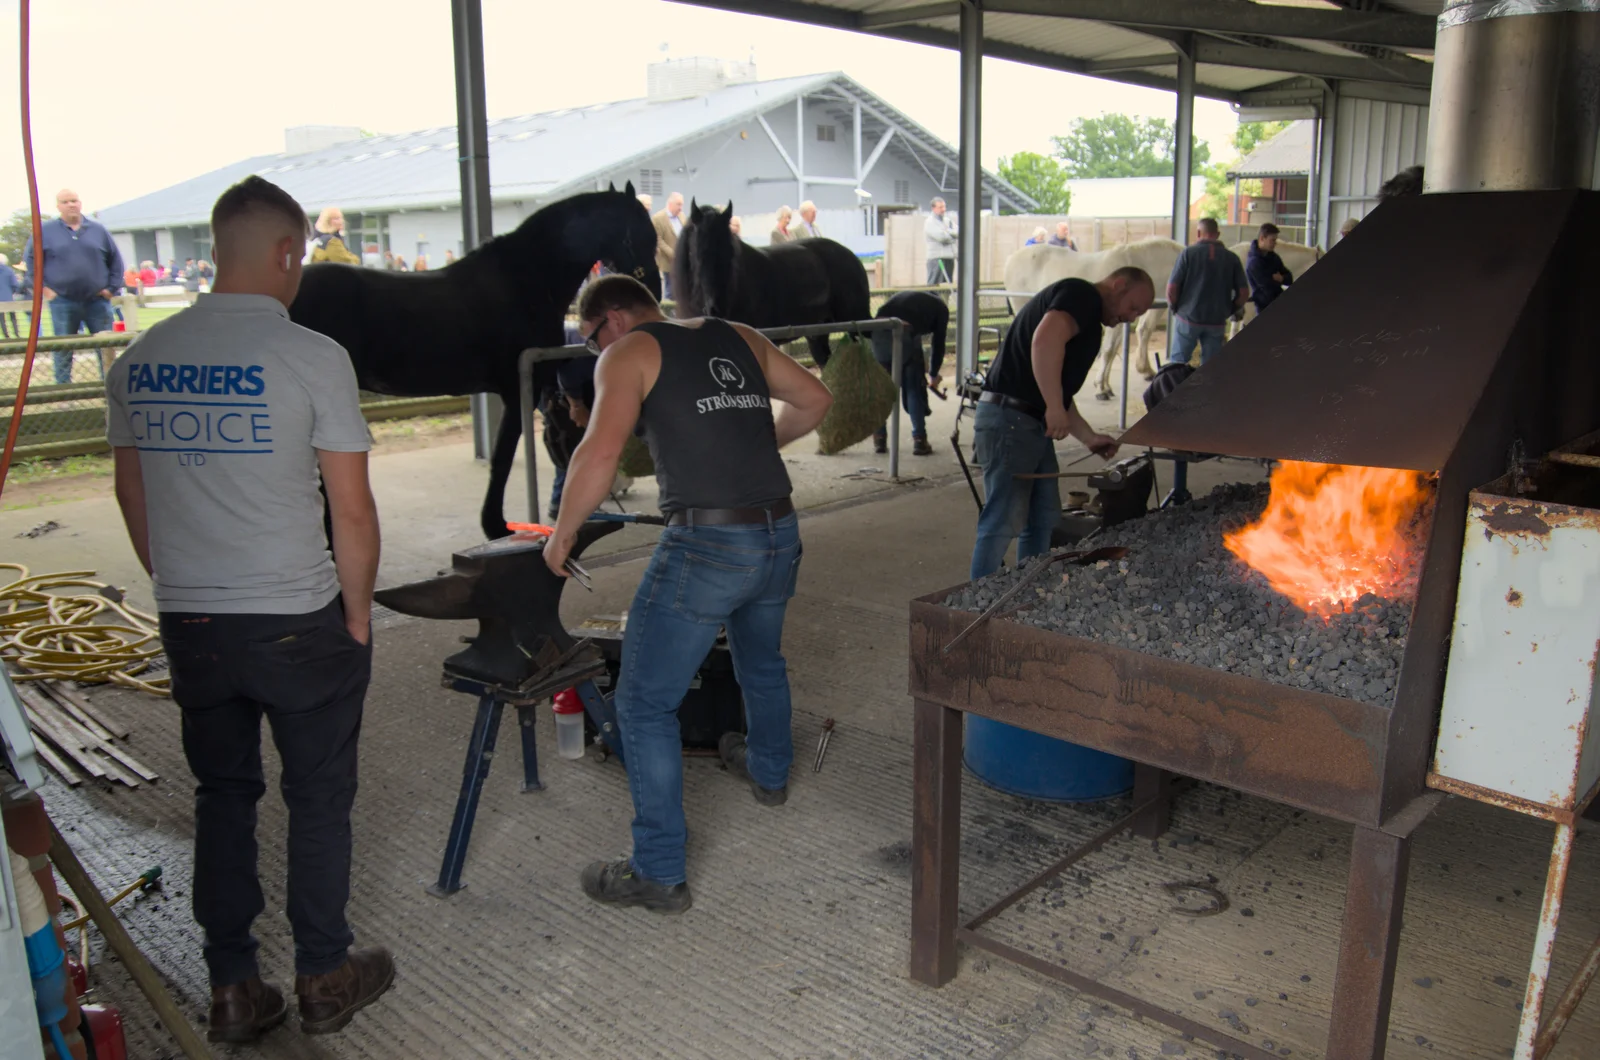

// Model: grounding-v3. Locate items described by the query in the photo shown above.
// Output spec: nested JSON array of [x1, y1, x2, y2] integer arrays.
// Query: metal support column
[[853, 99, 863, 185], [1170, 34, 1196, 244], [796, 95, 807, 206], [1316, 86, 1339, 249], [453, 0, 498, 460], [955, 0, 983, 381]]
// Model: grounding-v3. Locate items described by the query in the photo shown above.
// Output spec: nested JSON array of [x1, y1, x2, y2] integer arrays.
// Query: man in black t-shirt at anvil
[[971, 268, 1154, 579]]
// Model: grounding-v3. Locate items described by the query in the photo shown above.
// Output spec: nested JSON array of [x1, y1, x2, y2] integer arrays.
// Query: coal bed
[[946, 482, 1416, 707]]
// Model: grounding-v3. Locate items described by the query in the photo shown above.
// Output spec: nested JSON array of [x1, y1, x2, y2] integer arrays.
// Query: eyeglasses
[[583, 320, 605, 355]]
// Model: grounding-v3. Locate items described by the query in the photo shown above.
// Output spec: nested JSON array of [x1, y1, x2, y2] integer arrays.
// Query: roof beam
[[859, 2, 960, 29], [984, 0, 1437, 51], [1192, 38, 1432, 87], [1085, 53, 1176, 73]]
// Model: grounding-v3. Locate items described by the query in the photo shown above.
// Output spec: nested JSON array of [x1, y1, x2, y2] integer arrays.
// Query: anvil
[[374, 521, 622, 693]]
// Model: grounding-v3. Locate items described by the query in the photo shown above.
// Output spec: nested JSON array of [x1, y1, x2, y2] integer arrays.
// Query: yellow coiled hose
[[0, 564, 169, 695]]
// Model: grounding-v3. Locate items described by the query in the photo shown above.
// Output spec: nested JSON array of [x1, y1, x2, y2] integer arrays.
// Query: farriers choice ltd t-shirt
[[105, 293, 371, 614]]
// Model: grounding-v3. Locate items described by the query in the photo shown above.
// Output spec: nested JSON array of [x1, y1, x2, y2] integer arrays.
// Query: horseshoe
[[1163, 880, 1229, 918]]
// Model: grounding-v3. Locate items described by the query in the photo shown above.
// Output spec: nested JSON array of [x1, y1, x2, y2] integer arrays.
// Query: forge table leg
[[1515, 821, 1576, 1060], [427, 693, 504, 899], [1326, 825, 1412, 1060], [515, 704, 543, 793], [1131, 764, 1172, 840], [573, 677, 625, 763], [911, 698, 963, 987]]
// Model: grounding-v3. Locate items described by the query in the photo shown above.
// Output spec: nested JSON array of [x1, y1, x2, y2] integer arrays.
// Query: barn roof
[[97, 72, 1032, 231], [1227, 120, 1316, 180]]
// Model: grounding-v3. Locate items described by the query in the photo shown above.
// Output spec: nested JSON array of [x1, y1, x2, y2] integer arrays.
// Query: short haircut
[[578, 274, 659, 320], [1108, 265, 1154, 293], [931, 197, 945, 208], [1258, 222, 1280, 238], [211, 176, 309, 243], [1340, 217, 1360, 235], [1197, 217, 1220, 236]]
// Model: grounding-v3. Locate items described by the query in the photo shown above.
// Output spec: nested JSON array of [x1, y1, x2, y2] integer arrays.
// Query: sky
[[0, 0, 1241, 219]]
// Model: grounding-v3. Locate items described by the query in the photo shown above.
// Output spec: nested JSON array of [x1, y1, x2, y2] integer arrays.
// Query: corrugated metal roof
[[97, 72, 1028, 231], [1227, 119, 1316, 178]]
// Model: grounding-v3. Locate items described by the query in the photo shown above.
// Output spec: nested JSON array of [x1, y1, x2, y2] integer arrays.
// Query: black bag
[[1142, 362, 1195, 412]]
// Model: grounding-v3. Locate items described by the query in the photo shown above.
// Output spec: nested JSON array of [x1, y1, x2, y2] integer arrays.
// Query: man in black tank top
[[544, 275, 834, 914]]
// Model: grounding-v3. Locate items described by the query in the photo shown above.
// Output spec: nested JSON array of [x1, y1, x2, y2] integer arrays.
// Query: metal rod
[[49, 821, 215, 1060], [1549, 451, 1600, 468], [890, 323, 902, 479], [453, 0, 496, 461], [1535, 929, 1600, 1059], [954, 931, 1281, 1060], [1119, 321, 1132, 430], [956, 0, 982, 382], [965, 789, 1173, 931], [520, 353, 539, 523], [1517, 822, 1577, 1059]]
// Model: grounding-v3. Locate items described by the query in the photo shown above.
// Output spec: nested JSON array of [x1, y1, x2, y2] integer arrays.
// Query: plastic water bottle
[[553, 688, 586, 760]]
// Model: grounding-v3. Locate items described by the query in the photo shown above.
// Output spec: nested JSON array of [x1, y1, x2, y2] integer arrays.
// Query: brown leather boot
[[296, 946, 395, 1035], [208, 977, 288, 1043]]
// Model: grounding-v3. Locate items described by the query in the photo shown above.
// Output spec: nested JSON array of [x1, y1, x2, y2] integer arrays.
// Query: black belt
[[666, 497, 795, 527], [978, 391, 1045, 421]]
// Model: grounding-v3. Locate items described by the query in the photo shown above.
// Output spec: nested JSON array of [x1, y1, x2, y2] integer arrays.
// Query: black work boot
[[580, 858, 693, 914], [912, 434, 934, 456], [208, 977, 288, 1043], [872, 430, 888, 455], [719, 732, 788, 806], [296, 947, 395, 1035]]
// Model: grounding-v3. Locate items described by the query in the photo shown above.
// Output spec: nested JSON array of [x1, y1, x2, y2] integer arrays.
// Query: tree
[[996, 151, 1071, 214], [0, 209, 47, 266], [1233, 119, 1293, 158], [1049, 114, 1211, 179]]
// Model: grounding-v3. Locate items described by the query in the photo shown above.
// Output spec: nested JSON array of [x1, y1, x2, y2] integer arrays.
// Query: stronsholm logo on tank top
[[697, 356, 771, 414]]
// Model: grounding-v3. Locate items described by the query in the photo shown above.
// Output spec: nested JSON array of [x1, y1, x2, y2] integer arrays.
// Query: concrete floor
[[9, 368, 1600, 1059]]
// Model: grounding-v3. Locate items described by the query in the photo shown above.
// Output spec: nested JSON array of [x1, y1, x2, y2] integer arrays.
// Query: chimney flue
[[1425, 1, 1600, 193]]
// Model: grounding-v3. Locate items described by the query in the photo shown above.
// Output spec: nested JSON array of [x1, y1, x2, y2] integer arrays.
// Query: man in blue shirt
[[23, 189, 124, 383], [1165, 218, 1247, 367]]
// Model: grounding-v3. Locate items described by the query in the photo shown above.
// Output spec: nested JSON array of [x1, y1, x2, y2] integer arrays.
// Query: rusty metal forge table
[[908, 586, 1442, 1060]]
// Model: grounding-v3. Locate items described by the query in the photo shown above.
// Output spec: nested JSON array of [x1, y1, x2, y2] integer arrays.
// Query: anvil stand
[[428, 664, 624, 899]]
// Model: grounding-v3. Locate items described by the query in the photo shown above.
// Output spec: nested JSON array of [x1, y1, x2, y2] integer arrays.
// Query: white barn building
[[97, 59, 1032, 269]]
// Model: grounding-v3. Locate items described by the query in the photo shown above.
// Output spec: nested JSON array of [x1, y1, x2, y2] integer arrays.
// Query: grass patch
[[6, 451, 113, 488]]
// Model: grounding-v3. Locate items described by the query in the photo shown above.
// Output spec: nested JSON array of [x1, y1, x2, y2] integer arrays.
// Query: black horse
[[670, 201, 870, 367], [290, 184, 660, 539]]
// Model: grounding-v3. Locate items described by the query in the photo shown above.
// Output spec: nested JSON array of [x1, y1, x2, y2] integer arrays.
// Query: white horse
[[1002, 238, 1183, 400]]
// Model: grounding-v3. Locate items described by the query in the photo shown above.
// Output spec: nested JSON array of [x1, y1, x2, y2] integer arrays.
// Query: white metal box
[[1431, 468, 1600, 819]]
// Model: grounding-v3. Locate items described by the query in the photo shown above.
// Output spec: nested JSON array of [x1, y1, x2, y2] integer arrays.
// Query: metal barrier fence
[[0, 333, 468, 460], [518, 318, 909, 523]]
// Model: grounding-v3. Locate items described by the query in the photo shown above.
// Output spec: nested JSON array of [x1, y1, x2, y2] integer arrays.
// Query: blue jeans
[[1168, 315, 1225, 367], [616, 512, 802, 884], [970, 402, 1060, 580], [874, 349, 930, 438], [48, 296, 114, 384]]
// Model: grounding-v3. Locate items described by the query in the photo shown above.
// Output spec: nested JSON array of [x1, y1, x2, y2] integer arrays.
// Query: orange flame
[[1223, 461, 1433, 616]]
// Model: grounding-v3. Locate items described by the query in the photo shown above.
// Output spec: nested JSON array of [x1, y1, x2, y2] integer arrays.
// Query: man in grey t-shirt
[[107, 176, 393, 1044]]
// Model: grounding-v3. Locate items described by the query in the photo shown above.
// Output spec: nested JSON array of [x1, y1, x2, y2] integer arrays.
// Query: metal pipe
[[890, 324, 902, 478], [1516, 822, 1577, 1060], [1315, 87, 1338, 249], [1119, 322, 1132, 430], [520, 350, 541, 522], [1535, 928, 1600, 1059], [956, 0, 983, 382], [1426, 2, 1600, 193], [1170, 34, 1196, 244], [796, 95, 806, 205], [453, 0, 496, 461]]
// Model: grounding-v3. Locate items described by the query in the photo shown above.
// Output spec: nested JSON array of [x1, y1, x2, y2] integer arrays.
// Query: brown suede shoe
[[296, 946, 395, 1035], [208, 978, 288, 1043]]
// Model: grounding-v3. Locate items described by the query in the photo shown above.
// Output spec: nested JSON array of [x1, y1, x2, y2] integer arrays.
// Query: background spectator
[[652, 191, 685, 298], [729, 215, 742, 238], [443, 249, 457, 265], [413, 256, 428, 272], [181, 257, 202, 294], [770, 206, 794, 244], [1047, 222, 1077, 250], [793, 201, 822, 239], [22, 188, 123, 383], [1024, 226, 1047, 247], [309, 207, 361, 265], [1165, 217, 1247, 367], [0, 254, 19, 339], [138, 260, 160, 288], [924, 197, 955, 284]]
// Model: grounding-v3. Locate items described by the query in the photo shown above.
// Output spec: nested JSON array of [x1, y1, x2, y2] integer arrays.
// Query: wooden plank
[[43, 681, 129, 740], [32, 739, 82, 787], [37, 682, 115, 742], [22, 705, 107, 779]]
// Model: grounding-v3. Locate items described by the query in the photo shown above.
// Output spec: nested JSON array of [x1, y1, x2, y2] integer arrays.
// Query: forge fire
[[947, 469, 1437, 707]]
